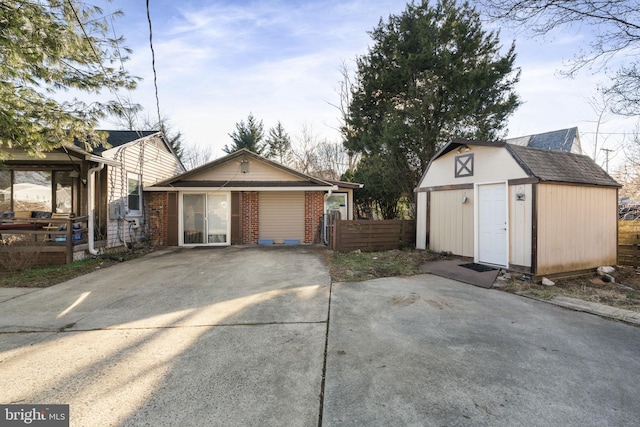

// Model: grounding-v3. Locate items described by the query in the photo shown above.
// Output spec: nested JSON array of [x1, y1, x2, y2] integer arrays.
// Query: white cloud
[[99, 0, 637, 166]]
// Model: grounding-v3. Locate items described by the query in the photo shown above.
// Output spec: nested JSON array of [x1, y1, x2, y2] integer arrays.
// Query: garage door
[[259, 192, 305, 243]]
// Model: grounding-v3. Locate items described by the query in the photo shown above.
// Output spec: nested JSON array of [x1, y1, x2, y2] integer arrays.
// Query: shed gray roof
[[507, 144, 620, 187]]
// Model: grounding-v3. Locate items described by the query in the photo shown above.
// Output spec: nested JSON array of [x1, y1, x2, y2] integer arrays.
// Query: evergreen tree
[[224, 113, 266, 154], [0, 0, 137, 157], [265, 121, 292, 164], [344, 0, 520, 217]]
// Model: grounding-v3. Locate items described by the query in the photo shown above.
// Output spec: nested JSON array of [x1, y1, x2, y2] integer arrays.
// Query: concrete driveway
[[1, 247, 639, 426]]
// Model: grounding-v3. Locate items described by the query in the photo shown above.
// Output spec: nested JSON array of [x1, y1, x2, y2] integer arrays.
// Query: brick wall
[[145, 192, 168, 246], [305, 191, 325, 244], [143, 190, 326, 247], [241, 192, 259, 244]]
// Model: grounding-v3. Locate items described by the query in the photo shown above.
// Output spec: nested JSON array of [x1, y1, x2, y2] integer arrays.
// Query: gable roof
[[419, 139, 619, 188], [506, 144, 619, 187], [105, 130, 158, 148], [74, 130, 185, 172], [506, 127, 581, 153], [73, 130, 157, 154], [151, 148, 335, 189]]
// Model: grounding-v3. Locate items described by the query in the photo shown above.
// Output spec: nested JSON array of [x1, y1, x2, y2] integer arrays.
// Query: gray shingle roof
[[74, 130, 158, 154], [507, 144, 620, 187], [527, 127, 577, 152], [506, 127, 579, 152]]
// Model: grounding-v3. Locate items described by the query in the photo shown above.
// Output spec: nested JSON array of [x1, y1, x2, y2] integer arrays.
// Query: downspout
[[322, 186, 337, 245], [87, 163, 104, 255]]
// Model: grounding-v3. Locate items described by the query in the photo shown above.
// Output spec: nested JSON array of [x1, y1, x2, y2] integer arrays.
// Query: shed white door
[[477, 183, 507, 266], [259, 192, 305, 243]]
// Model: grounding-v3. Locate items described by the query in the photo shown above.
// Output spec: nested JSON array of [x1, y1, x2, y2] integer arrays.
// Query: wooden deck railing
[[0, 216, 89, 264]]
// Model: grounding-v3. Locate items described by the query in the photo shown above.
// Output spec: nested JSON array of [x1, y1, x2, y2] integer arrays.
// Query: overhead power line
[[146, 0, 162, 131]]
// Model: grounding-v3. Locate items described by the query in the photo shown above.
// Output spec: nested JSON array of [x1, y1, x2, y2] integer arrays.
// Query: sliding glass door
[[182, 193, 229, 245]]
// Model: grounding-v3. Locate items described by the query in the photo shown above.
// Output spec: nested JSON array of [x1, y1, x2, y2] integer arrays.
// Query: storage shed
[[415, 139, 621, 278]]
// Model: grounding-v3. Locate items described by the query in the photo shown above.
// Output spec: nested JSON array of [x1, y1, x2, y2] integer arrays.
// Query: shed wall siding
[[420, 145, 528, 188], [536, 184, 617, 275], [509, 184, 533, 267], [429, 189, 474, 257], [416, 191, 427, 250], [195, 160, 305, 182]]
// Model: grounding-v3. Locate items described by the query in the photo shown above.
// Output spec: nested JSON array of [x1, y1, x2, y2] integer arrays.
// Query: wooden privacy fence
[[327, 218, 416, 252], [619, 220, 640, 267]]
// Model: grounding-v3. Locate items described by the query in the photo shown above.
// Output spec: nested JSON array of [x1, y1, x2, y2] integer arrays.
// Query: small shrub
[[0, 236, 44, 272]]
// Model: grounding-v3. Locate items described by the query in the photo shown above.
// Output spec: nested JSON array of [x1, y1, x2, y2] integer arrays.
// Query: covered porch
[[1, 145, 116, 265]]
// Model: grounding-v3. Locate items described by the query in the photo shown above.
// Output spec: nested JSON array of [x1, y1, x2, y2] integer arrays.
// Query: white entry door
[[477, 183, 507, 266]]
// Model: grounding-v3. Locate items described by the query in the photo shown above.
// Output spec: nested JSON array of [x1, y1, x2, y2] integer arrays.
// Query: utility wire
[[146, 0, 163, 132]]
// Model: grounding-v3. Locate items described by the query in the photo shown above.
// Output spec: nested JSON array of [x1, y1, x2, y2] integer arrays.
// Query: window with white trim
[[127, 173, 142, 215]]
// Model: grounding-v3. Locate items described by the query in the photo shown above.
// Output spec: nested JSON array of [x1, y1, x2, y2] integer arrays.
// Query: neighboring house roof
[[73, 130, 157, 154], [419, 139, 619, 188], [73, 130, 185, 172], [507, 144, 619, 187], [505, 127, 582, 154], [103, 130, 159, 151], [151, 148, 336, 189]]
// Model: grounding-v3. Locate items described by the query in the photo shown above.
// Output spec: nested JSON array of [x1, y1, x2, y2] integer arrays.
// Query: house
[[145, 148, 360, 246], [505, 127, 582, 154], [0, 131, 184, 263], [415, 139, 620, 279]]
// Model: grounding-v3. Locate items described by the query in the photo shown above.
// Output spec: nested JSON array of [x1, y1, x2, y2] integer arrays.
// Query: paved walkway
[[1, 247, 639, 426]]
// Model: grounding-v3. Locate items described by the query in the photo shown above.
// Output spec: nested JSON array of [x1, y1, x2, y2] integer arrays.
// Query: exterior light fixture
[[240, 159, 249, 173], [457, 144, 471, 154]]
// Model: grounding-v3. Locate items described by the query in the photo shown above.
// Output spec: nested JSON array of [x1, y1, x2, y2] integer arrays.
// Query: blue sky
[[97, 0, 635, 168]]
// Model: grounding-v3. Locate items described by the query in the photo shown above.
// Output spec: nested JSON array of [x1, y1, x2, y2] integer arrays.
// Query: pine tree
[[0, 0, 138, 157], [224, 113, 266, 154], [344, 0, 520, 217], [265, 122, 292, 164]]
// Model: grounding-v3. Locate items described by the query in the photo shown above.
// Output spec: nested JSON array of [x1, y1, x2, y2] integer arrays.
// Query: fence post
[[65, 217, 73, 264]]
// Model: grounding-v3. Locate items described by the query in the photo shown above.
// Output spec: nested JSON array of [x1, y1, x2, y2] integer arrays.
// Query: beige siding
[[195, 158, 305, 182], [536, 184, 617, 275], [259, 192, 305, 243], [102, 136, 183, 248], [416, 191, 427, 250], [509, 184, 533, 267], [429, 189, 474, 257], [420, 145, 528, 188]]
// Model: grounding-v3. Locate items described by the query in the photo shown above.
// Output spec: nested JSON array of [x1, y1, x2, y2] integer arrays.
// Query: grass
[[327, 248, 441, 282], [0, 252, 143, 288], [497, 267, 640, 312], [327, 249, 640, 313]]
